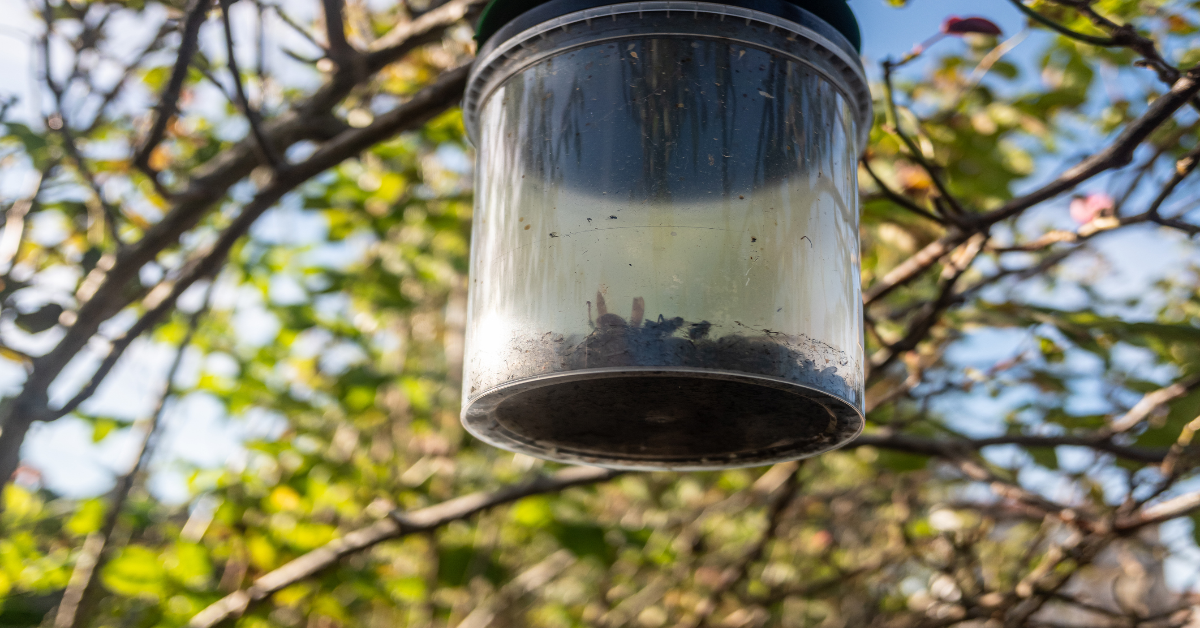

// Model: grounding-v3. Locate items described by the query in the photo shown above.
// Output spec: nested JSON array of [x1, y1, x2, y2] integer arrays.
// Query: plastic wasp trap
[[460, 0, 872, 469]]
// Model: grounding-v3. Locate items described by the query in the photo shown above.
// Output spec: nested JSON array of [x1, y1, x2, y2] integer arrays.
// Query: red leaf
[[1069, 193, 1114, 224], [942, 16, 1003, 36]]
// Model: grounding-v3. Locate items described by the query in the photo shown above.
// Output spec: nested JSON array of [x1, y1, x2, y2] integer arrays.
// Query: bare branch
[[1007, 0, 1115, 46], [133, 0, 212, 180], [187, 466, 621, 628], [366, 0, 487, 68], [1109, 374, 1200, 434], [44, 65, 471, 424], [848, 432, 1168, 466], [881, 59, 966, 220], [864, 234, 958, 305], [456, 551, 577, 628], [268, 3, 329, 54], [321, 0, 355, 65], [219, 0, 283, 170], [0, 1, 476, 492], [1160, 414, 1200, 479], [860, 158, 947, 225], [1147, 142, 1200, 219], [1041, 0, 1195, 98], [981, 65, 1200, 225], [0, 168, 51, 274], [83, 23, 173, 134], [55, 123, 123, 246], [53, 286, 211, 628], [871, 234, 987, 373], [685, 465, 799, 628], [1120, 490, 1200, 529]]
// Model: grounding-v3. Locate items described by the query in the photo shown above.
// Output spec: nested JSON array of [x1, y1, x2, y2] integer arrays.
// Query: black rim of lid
[[475, 0, 861, 52]]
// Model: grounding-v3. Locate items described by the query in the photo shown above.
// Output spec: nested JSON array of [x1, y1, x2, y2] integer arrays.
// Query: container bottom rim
[[462, 367, 864, 470]]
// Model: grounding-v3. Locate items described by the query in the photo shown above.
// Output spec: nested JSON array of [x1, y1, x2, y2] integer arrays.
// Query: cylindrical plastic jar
[[461, 0, 871, 469]]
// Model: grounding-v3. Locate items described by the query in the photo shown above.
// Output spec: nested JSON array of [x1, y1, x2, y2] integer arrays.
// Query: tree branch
[[44, 65, 471, 425], [0, 0, 474, 491], [0, 167, 51, 274], [187, 466, 621, 628], [1108, 374, 1200, 434], [861, 158, 947, 225], [132, 0, 212, 181], [456, 550, 577, 628], [269, 3, 328, 54], [881, 59, 966, 220], [1122, 489, 1200, 529], [980, 65, 1200, 225], [53, 286, 211, 628], [864, 234, 959, 305], [1006, 0, 1115, 46], [685, 465, 799, 628], [871, 234, 987, 374], [55, 123, 123, 246], [366, 0, 487, 69], [219, 0, 283, 170], [83, 22, 172, 134], [848, 432, 1169, 465], [321, 0, 354, 65]]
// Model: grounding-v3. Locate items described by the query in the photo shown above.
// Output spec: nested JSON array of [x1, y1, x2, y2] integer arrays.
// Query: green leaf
[[388, 576, 427, 603], [511, 496, 554, 528], [65, 499, 105, 536], [91, 418, 118, 443], [878, 450, 929, 472], [552, 523, 613, 564], [437, 545, 475, 588], [102, 546, 168, 600], [163, 542, 212, 590], [1028, 447, 1058, 470]]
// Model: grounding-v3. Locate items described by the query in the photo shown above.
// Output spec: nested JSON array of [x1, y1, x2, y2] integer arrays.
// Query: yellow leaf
[[268, 485, 302, 512], [148, 145, 171, 171]]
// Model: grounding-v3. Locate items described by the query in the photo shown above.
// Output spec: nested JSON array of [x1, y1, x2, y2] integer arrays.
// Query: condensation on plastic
[[460, 3, 871, 470]]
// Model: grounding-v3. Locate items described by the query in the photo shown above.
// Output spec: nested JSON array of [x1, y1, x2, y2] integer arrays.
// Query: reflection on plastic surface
[[462, 24, 866, 468]]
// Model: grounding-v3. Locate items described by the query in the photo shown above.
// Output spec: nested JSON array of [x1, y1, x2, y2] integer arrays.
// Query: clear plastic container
[[461, 1, 871, 469]]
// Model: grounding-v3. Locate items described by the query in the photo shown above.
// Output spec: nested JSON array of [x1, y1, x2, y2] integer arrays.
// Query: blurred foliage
[[0, 0, 1198, 627]]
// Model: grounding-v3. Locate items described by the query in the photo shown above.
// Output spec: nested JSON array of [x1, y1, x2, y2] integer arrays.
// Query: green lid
[[476, 0, 862, 53]]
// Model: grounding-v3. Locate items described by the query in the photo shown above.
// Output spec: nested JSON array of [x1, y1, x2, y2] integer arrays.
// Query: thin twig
[[45, 66, 471, 423], [83, 22, 172, 134], [456, 551, 576, 628], [1134, 413, 1200, 510], [871, 234, 987, 373], [685, 465, 800, 628], [861, 158, 947, 225], [984, 65, 1200, 226], [847, 432, 1168, 466], [1152, 148, 1200, 219], [1108, 374, 1200, 434], [55, 123, 123, 246], [188, 467, 621, 628], [268, 3, 329, 54], [881, 58, 967, 219], [0, 167, 51, 274], [954, 29, 1031, 104], [864, 234, 960, 305], [219, 0, 284, 170], [1007, 0, 1115, 45], [53, 286, 212, 628], [35, 1, 123, 245], [133, 0, 212, 181], [321, 0, 355, 65]]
